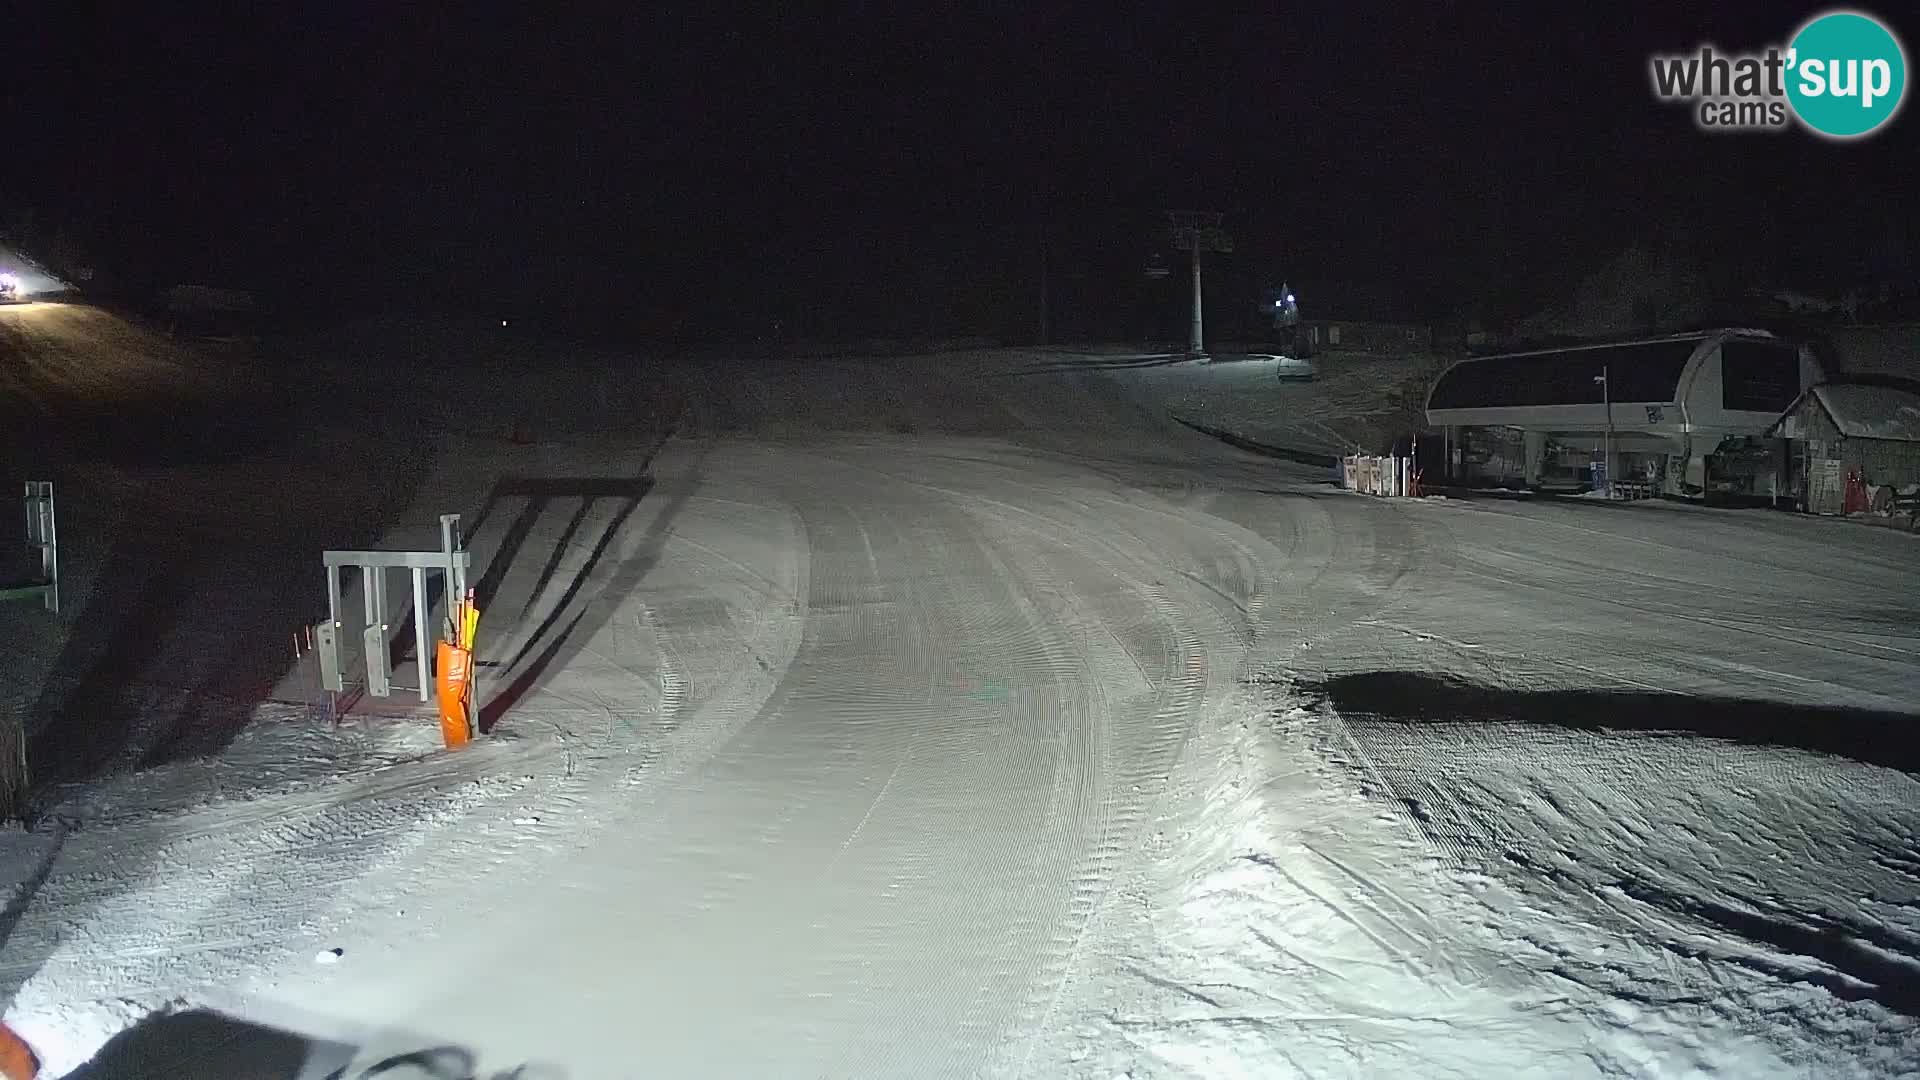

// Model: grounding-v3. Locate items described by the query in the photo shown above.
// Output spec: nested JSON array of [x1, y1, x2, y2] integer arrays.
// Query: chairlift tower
[[1166, 211, 1233, 359]]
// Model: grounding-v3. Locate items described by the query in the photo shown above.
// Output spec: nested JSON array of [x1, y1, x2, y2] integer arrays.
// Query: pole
[[1601, 364, 1613, 497], [439, 514, 465, 603], [412, 566, 431, 703], [1038, 228, 1051, 347], [1188, 236, 1204, 357], [438, 512, 470, 727], [324, 563, 341, 721]]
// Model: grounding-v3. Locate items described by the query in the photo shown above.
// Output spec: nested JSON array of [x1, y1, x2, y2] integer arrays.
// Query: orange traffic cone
[[0, 1022, 40, 1080]]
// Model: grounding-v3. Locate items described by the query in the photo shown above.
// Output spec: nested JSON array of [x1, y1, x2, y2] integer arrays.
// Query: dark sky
[[8, 2, 1916, 334]]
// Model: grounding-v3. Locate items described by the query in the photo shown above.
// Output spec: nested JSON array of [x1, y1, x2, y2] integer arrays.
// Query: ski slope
[[2, 343, 1917, 1077]]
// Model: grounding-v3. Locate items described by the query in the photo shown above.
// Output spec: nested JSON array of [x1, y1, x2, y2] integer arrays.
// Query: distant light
[[1275, 300, 1283, 307], [1286, 293, 1295, 302], [501, 319, 509, 327]]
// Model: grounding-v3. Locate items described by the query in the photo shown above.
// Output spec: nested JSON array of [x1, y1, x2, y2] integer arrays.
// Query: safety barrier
[[1341, 455, 1420, 497]]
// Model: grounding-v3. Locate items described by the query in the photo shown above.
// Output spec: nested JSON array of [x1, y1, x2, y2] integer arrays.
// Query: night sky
[[8, 2, 1917, 337]]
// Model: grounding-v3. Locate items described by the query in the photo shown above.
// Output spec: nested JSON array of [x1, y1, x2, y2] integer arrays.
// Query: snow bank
[[1108, 351, 1445, 459], [1338, 713, 1920, 1075], [1034, 685, 1918, 1078]]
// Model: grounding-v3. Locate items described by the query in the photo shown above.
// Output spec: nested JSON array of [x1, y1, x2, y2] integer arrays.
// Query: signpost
[[1594, 366, 1613, 497]]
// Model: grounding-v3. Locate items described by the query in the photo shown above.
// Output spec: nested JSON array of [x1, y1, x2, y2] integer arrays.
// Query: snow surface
[[1112, 350, 1443, 459], [2, 328, 1917, 1078]]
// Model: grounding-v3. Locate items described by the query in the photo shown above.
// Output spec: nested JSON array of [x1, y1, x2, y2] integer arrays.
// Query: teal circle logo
[[1786, 11, 1907, 138]]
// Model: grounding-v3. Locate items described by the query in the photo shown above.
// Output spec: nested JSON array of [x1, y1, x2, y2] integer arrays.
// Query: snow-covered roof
[[1811, 384, 1920, 442]]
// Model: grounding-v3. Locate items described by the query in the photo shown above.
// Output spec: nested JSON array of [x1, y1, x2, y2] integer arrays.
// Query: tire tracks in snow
[[625, 446, 1229, 1074], [820, 447, 1461, 1072], [830, 456, 1234, 1067]]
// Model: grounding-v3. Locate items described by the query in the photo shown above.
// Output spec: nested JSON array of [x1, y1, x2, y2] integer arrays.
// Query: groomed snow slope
[[2, 345, 1916, 1078], [1109, 350, 1442, 458]]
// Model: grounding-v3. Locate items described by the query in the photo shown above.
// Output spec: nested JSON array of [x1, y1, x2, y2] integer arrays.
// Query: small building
[[1301, 319, 1432, 354], [1768, 383, 1920, 516]]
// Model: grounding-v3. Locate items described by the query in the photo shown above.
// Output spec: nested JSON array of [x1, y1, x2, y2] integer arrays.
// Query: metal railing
[[2, 482, 58, 612]]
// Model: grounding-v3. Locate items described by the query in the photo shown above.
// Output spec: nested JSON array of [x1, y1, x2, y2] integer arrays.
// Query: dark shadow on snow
[[462, 426, 692, 734], [477, 457, 702, 734], [56, 1006, 566, 1079], [383, 476, 646, 679], [1169, 414, 1340, 469], [1306, 670, 1920, 1018], [499, 482, 651, 674], [997, 353, 1189, 375], [369, 427, 680, 721], [1299, 671, 1920, 774], [1608, 877, 1920, 1018], [60, 1008, 351, 1079], [1501, 842, 1920, 1018], [19, 445, 437, 813], [518, 497, 595, 622], [0, 826, 67, 970]]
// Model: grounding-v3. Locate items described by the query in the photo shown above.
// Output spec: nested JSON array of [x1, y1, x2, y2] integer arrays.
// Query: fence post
[[1, 697, 23, 821]]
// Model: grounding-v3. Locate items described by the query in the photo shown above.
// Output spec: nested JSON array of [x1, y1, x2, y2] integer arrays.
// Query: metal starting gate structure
[[2, 482, 58, 612], [318, 513, 472, 713]]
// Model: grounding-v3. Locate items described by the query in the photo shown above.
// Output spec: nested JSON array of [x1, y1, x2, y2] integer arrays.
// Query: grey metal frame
[[1, 482, 58, 612], [319, 513, 472, 707]]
